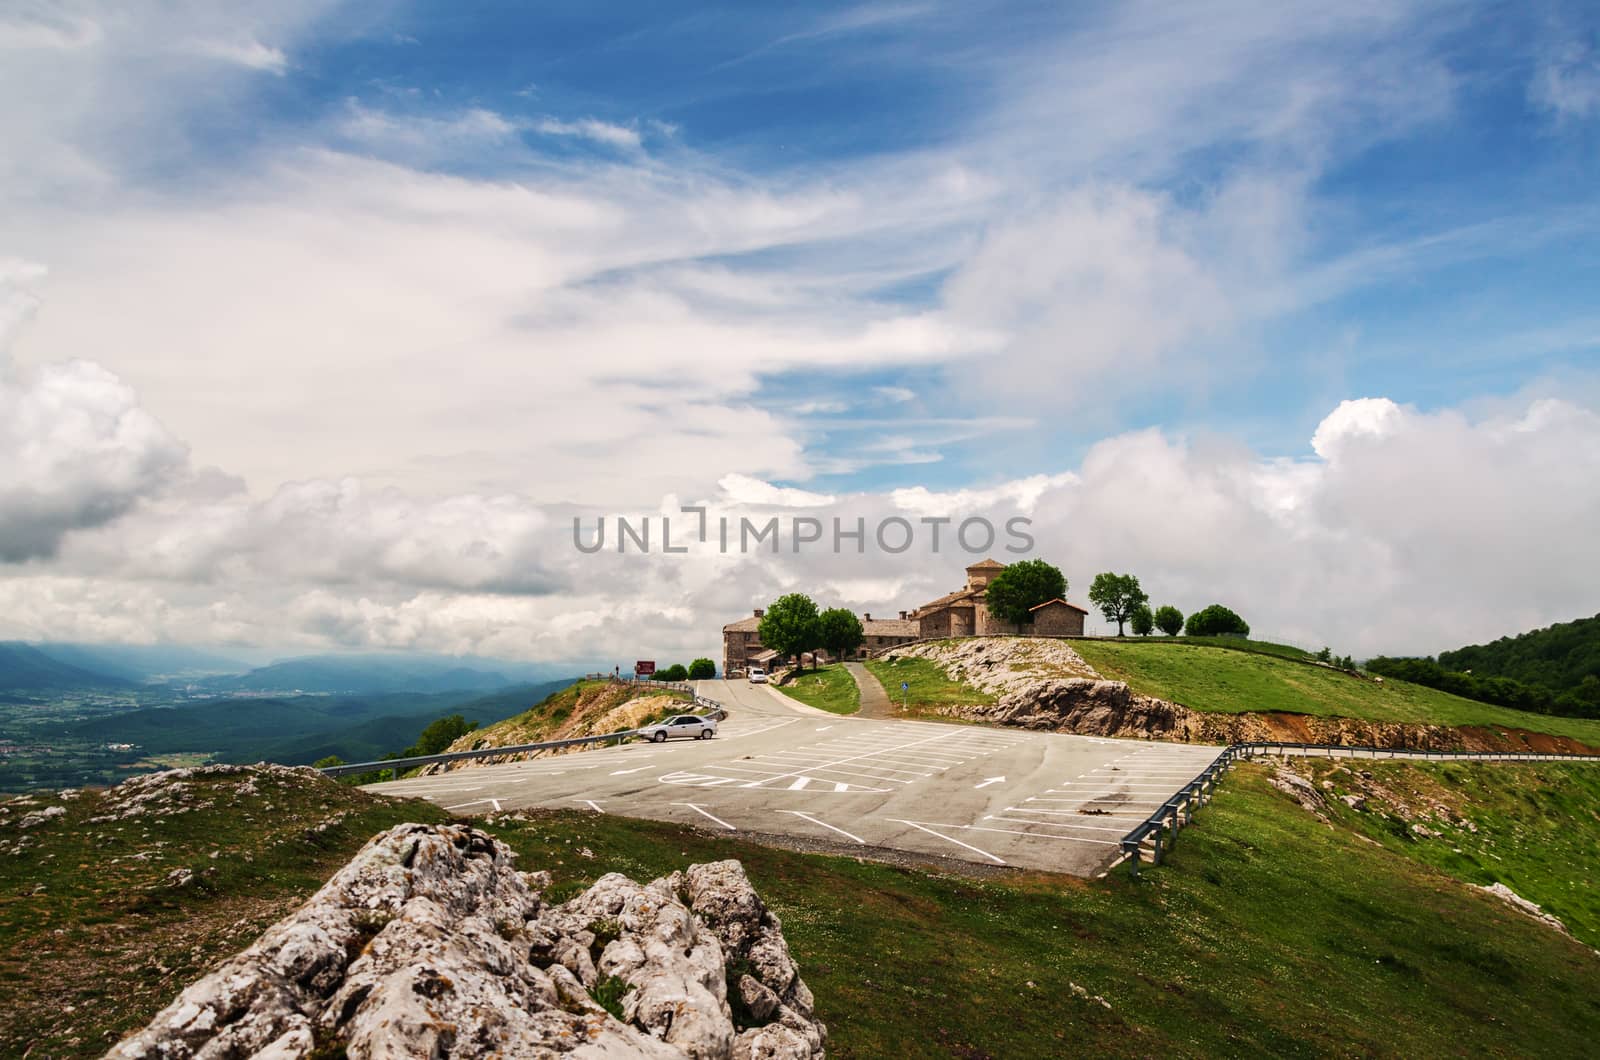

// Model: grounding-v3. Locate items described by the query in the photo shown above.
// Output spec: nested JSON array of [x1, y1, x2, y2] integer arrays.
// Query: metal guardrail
[[320, 691, 727, 780], [1117, 742, 1600, 878]]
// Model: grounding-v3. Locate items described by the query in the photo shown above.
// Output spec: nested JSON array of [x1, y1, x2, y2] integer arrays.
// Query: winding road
[[367, 678, 1224, 875]]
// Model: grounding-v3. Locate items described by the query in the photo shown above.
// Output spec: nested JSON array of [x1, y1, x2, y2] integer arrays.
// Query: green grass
[[12, 760, 1600, 1057], [0, 767, 449, 1057], [483, 764, 1600, 1057], [1295, 759, 1600, 947], [865, 656, 995, 712], [1073, 640, 1600, 743], [776, 664, 860, 715]]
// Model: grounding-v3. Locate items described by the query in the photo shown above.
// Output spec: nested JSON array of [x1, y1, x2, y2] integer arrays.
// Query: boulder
[[108, 824, 825, 1059]]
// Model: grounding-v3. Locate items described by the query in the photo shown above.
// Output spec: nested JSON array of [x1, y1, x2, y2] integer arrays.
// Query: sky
[[1, 0, 1598, 665]]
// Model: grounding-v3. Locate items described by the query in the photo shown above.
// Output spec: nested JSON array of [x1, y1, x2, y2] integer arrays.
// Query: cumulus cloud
[[0, 358, 188, 561]]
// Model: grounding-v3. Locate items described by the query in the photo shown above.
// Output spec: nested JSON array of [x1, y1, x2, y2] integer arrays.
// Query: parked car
[[639, 714, 719, 742], [748, 666, 768, 683]]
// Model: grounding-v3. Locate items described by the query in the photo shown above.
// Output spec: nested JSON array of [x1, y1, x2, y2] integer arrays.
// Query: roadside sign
[[901, 681, 909, 690], [635, 660, 656, 676]]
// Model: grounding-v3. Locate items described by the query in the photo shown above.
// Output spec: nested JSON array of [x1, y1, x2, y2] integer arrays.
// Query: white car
[[747, 667, 768, 683], [639, 714, 719, 742]]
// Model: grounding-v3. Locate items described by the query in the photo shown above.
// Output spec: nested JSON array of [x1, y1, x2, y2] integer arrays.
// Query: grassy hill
[[432, 678, 694, 759], [1071, 639, 1600, 744], [776, 664, 860, 714], [12, 759, 1598, 1057]]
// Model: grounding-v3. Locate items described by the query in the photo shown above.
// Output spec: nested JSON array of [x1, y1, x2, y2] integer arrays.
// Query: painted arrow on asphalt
[[975, 776, 1006, 789]]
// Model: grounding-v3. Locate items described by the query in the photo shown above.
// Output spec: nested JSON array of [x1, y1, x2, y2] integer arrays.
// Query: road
[[367, 678, 1224, 876]]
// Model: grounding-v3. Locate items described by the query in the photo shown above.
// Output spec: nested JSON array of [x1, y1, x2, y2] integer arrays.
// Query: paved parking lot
[[369, 678, 1224, 876]]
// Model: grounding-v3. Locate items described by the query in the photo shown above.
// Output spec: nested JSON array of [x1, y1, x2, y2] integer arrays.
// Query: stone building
[[720, 608, 918, 675], [908, 559, 1086, 639]]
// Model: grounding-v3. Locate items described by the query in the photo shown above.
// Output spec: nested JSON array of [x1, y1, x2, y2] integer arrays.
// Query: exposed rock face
[[108, 823, 825, 1059], [883, 637, 1100, 696], [947, 679, 1598, 754]]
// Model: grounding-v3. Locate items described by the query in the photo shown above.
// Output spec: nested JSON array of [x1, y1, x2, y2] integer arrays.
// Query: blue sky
[[1, 0, 1599, 659], [209, 0, 1600, 490]]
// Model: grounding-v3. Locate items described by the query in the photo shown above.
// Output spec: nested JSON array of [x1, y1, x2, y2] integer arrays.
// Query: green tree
[[311, 754, 343, 769], [655, 663, 689, 682], [1130, 604, 1154, 636], [1153, 605, 1184, 637], [817, 608, 865, 662], [405, 714, 479, 757], [758, 593, 822, 670], [687, 658, 716, 680], [1184, 604, 1250, 637], [985, 559, 1068, 627], [1088, 572, 1149, 637]]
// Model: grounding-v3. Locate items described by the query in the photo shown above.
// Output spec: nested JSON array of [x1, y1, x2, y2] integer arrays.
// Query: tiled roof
[[722, 616, 762, 632], [966, 557, 1006, 570], [912, 587, 983, 614], [863, 618, 919, 637], [1029, 598, 1089, 614]]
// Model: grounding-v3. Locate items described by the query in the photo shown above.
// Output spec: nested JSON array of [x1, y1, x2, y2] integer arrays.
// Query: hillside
[[0, 642, 134, 692], [12, 760, 1600, 1056], [1072, 639, 1600, 745], [52, 681, 569, 766], [874, 637, 1600, 750], [1438, 613, 1600, 703], [0, 764, 450, 1055], [430, 678, 694, 767]]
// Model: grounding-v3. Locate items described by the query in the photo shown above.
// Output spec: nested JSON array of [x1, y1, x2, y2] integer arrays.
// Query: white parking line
[[887, 818, 1006, 864], [575, 799, 604, 813], [744, 731, 970, 788], [782, 810, 866, 845], [675, 803, 737, 830]]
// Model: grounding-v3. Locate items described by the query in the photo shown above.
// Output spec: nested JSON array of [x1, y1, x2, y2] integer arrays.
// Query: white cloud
[[533, 117, 642, 150], [190, 38, 289, 74], [0, 358, 188, 561], [717, 474, 836, 508], [1529, 27, 1600, 121]]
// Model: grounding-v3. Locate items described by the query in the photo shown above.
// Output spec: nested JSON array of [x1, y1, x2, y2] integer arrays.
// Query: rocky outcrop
[[880, 638, 1099, 696], [946, 679, 1599, 754], [108, 823, 825, 1059]]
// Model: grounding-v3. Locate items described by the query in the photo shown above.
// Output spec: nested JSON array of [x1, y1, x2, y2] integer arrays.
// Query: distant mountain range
[[54, 680, 576, 766], [1, 642, 585, 696], [0, 643, 136, 692]]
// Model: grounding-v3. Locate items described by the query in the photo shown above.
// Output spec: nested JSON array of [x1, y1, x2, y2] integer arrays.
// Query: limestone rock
[[108, 824, 825, 1059]]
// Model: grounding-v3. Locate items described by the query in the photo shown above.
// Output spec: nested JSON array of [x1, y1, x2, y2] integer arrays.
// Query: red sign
[[634, 660, 656, 676]]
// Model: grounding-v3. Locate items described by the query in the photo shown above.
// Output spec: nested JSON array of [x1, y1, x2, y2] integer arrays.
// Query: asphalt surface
[[368, 678, 1225, 876]]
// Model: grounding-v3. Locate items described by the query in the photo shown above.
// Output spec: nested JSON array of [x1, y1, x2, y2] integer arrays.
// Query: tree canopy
[[985, 559, 1067, 626], [687, 658, 716, 680], [1130, 604, 1154, 636], [654, 663, 689, 682], [758, 593, 822, 668], [1153, 605, 1184, 637], [817, 608, 865, 661], [1184, 604, 1250, 637], [1088, 572, 1149, 636], [406, 714, 478, 757]]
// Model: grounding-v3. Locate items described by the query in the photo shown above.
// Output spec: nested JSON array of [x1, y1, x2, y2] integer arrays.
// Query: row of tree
[[1076, 569, 1250, 639], [648, 659, 717, 682], [757, 595, 866, 671]]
